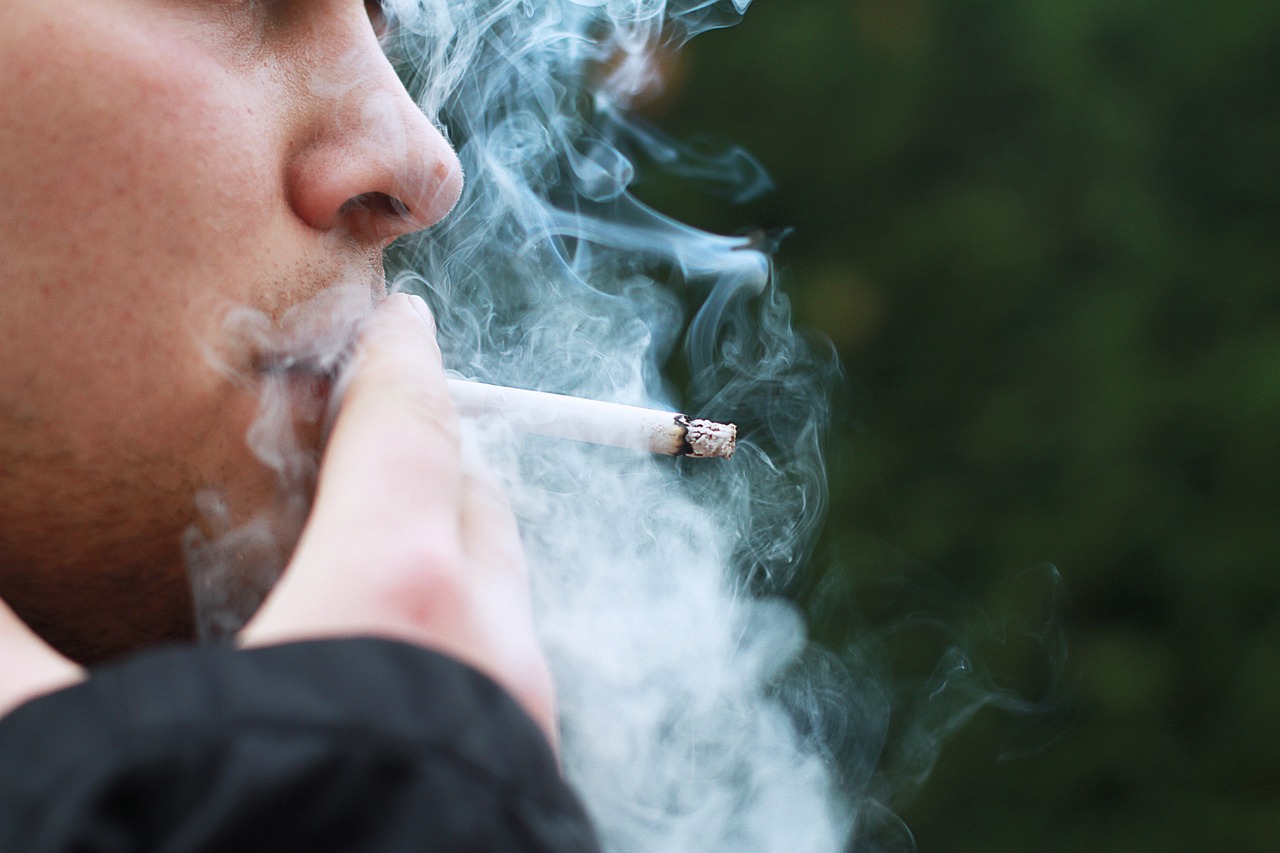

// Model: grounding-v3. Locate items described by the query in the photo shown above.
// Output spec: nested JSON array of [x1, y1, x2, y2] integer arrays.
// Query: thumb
[[240, 291, 467, 642], [309, 290, 461, 542]]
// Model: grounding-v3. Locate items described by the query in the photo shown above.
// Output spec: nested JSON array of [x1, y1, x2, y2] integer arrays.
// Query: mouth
[[250, 312, 363, 429], [236, 280, 381, 434], [253, 354, 341, 428]]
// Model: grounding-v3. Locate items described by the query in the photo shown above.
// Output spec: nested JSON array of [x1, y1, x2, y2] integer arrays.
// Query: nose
[[286, 26, 464, 246]]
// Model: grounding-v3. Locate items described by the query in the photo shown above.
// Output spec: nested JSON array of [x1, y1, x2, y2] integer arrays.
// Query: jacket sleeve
[[0, 638, 601, 853]]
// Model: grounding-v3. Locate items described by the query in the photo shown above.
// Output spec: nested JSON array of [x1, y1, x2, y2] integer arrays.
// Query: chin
[[6, 553, 198, 666], [0, 476, 212, 665]]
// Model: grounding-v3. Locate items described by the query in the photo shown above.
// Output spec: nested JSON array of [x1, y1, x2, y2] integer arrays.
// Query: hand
[[239, 294, 557, 747], [0, 598, 83, 719]]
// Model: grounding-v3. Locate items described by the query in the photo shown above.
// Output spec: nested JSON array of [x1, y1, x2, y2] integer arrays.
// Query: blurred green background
[[644, 0, 1280, 849]]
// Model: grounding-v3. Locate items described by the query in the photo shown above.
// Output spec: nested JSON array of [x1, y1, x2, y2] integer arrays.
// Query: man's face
[[0, 0, 463, 661]]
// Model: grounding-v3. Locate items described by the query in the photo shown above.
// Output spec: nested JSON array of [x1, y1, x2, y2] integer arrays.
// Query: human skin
[[0, 1, 466, 663], [0, 293, 559, 744]]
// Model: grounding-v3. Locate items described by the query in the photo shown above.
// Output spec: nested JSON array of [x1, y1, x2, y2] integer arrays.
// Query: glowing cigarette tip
[[446, 378, 736, 459]]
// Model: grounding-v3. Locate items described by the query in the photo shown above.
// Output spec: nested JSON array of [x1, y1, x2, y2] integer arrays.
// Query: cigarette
[[446, 378, 736, 459]]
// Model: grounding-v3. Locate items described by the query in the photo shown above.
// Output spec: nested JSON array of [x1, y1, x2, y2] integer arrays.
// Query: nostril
[[388, 195, 412, 219], [339, 192, 413, 221]]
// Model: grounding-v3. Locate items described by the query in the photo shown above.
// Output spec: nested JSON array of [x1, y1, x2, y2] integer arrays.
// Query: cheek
[[0, 22, 278, 289], [0, 13, 285, 453], [0, 10, 319, 622]]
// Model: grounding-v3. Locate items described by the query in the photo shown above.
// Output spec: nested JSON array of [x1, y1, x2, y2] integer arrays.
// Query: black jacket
[[0, 638, 601, 852]]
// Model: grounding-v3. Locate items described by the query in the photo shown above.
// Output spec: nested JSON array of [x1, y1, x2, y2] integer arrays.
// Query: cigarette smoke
[[185, 2, 1063, 850], [386, 1, 849, 849]]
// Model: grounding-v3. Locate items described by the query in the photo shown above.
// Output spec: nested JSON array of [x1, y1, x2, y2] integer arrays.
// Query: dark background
[[644, 0, 1279, 849]]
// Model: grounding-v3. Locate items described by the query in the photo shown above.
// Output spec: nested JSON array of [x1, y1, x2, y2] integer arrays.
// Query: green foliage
[[646, 0, 1280, 849]]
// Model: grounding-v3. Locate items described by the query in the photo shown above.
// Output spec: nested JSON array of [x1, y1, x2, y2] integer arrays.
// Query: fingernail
[[405, 293, 436, 334]]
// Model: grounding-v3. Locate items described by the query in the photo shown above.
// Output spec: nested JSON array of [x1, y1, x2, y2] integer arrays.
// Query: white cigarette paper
[[446, 378, 736, 459]]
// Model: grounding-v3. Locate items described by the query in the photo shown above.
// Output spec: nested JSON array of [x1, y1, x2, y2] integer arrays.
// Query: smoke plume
[[186, 2, 1065, 850], [381, 2, 850, 850]]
